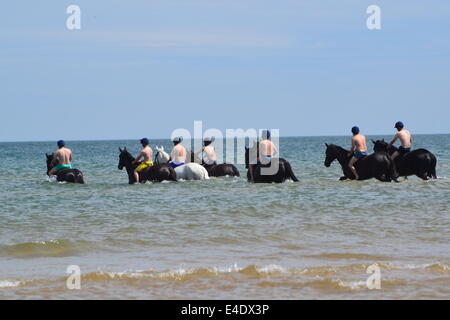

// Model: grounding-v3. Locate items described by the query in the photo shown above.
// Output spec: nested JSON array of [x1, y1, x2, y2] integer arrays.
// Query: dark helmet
[[351, 126, 360, 135], [140, 138, 149, 145], [57, 140, 65, 148], [394, 121, 404, 129], [172, 136, 183, 143], [261, 129, 271, 140]]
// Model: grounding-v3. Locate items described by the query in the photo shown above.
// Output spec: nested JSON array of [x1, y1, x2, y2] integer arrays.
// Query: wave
[[2, 262, 449, 293], [0, 239, 95, 258], [0, 280, 23, 289]]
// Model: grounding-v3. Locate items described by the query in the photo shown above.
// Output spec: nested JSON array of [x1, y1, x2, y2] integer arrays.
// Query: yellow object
[[136, 161, 153, 172]]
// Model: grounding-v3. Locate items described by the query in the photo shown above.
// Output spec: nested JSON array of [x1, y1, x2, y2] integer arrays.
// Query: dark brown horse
[[244, 143, 298, 183], [324, 143, 398, 182], [372, 139, 437, 180], [45, 153, 85, 184], [189, 152, 240, 177]]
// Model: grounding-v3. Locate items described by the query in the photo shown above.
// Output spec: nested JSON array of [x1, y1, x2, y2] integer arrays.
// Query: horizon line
[[1, 132, 449, 143]]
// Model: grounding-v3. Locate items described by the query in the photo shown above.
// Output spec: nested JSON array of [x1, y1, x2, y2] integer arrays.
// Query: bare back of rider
[[390, 129, 412, 160], [348, 132, 367, 180], [170, 144, 186, 168], [201, 145, 217, 166], [49, 147, 72, 176], [258, 139, 278, 165]]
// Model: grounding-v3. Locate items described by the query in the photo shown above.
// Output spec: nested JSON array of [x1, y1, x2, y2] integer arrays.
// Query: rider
[[132, 138, 153, 183], [48, 140, 73, 176], [169, 136, 186, 168], [389, 121, 412, 160], [248, 130, 278, 181], [348, 126, 367, 180], [195, 136, 217, 167], [259, 129, 277, 165]]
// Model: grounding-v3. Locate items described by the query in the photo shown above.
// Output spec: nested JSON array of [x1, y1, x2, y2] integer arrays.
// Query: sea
[[0, 135, 449, 299]]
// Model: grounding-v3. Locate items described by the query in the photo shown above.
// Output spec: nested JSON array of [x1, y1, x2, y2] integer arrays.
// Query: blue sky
[[0, 0, 449, 141]]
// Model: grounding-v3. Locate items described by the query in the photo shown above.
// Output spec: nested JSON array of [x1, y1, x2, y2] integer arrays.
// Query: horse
[[154, 146, 209, 180], [372, 139, 437, 180], [118, 147, 177, 184], [189, 151, 240, 177], [324, 143, 399, 182], [244, 142, 298, 183], [45, 153, 85, 184]]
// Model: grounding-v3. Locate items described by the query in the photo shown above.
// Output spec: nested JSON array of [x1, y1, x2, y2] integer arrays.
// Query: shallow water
[[0, 135, 449, 299]]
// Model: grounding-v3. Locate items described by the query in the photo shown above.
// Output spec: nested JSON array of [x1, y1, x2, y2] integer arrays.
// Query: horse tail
[[233, 165, 240, 177], [284, 161, 299, 182], [429, 154, 437, 179]]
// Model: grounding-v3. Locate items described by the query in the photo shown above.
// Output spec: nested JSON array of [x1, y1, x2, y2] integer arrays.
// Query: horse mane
[[328, 144, 350, 154]]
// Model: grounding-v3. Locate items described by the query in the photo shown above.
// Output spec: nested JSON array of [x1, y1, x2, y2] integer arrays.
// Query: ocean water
[[0, 135, 449, 299]]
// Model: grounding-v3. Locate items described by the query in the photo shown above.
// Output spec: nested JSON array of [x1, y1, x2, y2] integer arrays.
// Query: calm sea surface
[[0, 135, 449, 299]]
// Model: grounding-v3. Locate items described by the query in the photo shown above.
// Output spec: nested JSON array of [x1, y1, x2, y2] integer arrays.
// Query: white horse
[[154, 146, 209, 180]]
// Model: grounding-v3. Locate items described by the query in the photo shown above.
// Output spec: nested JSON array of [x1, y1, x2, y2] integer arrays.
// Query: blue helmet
[[203, 136, 215, 143], [351, 126, 360, 135], [57, 140, 65, 148], [140, 138, 149, 145], [262, 129, 271, 140], [395, 121, 404, 129]]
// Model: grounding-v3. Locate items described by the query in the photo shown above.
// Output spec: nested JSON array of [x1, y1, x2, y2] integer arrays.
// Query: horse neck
[[123, 154, 135, 175], [334, 146, 350, 166], [387, 145, 397, 155]]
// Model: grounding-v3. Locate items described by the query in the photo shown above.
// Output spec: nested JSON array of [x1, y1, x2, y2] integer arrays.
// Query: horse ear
[[124, 147, 127, 151], [382, 139, 385, 142], [371, 140, 376, 144], [325, 143, 329, 147], [119, 147, 122, 153]]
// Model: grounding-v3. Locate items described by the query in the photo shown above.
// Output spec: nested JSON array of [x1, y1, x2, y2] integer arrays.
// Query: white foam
[[0, 280, 22, 288], [337, 280, 367, 290]]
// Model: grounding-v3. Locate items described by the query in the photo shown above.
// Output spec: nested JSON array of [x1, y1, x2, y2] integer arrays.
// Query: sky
[[0, 0, 449, 142]]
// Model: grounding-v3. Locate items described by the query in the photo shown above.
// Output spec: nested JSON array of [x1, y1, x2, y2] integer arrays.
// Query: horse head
[[45, 153, 54, 175], [245, 141, 259, 169], [324, 143, 338, 167], [154, 146, 170, 164], [118, 147, 133, 170], [372, 139, 389, 153]]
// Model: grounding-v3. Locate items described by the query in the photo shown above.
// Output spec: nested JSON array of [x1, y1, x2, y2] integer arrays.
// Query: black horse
[[372, 139, 437, 180], [189, 151, 240, 177], [324, 144, 399, 182], [244, 143, 298, 183], [45, 153, 85, 184], [118, 147, 177, 184]]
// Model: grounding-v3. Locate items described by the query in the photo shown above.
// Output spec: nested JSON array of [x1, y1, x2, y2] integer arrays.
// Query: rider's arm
[[272, 143, 278, 156], [389, 134, 398, 146], [69, 151, 73, 162], [194, 147, 203, 156], [133, 151, 143, 163], [350, 139, 355, 153]]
